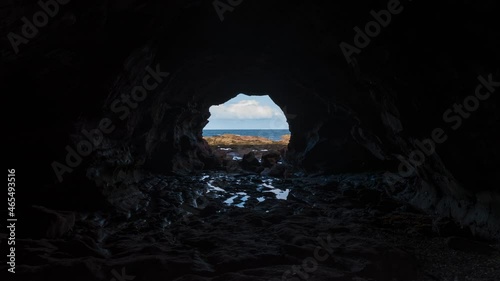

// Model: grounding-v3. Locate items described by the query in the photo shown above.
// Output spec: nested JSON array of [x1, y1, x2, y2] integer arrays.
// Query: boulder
[[240, 151, 261, 172], [261, 164, 288, 178], [261, 150, 282, 168]]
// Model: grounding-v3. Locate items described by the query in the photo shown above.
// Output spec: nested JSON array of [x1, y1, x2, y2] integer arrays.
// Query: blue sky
[[204, 94, 290, 130]]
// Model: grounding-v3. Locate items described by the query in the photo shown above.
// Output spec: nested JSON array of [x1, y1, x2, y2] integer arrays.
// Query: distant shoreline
[[203, 134, 290, 146], [203, 134, 289, 165], [203, 129, 290, 142]]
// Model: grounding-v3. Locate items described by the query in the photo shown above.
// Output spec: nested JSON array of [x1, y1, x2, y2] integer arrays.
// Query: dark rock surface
[[262, 150, 282, 168], [2, 0, 500, 279], [1, 173, 498, 280], [28, 205, 76, 239], [4, 1, 499, 240], [240, 151, 262, 172], [446, 237, 495, 255]]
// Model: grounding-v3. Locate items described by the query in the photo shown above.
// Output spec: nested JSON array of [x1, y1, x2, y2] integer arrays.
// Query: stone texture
[[2, 0, 500, 279], [30, 205, 75, 238], [261, 150, 282, 168], [3, 174, 499, 281], [240, 152, 262, 172]]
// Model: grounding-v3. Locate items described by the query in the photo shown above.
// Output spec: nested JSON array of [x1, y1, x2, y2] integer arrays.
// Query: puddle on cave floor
[[16, 172, 498, 281], [199, 173, 290, 208]]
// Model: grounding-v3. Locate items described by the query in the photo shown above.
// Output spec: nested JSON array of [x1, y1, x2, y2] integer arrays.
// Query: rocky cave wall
[[3, 0, 499, 239]]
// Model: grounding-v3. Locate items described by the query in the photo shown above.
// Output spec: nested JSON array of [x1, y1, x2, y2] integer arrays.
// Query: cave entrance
[[202, 93, 290, 168]]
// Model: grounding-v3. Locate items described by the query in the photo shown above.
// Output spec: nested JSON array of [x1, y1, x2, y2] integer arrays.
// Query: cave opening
[[5, 1, 499, 279], [201, 93, 291, 175]]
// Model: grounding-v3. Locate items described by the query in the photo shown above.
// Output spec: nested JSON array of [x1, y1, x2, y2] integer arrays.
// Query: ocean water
[[203, 129, 290, 141]]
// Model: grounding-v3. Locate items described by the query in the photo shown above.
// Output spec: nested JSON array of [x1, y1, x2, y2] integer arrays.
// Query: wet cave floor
[[5, 173, 500, 281]]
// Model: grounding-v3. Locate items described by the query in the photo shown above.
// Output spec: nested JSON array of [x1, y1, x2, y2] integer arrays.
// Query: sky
[[203, 94, 290, 130]]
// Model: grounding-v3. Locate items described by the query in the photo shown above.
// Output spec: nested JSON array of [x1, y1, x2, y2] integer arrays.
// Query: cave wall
[[3, 0, 499, 239]]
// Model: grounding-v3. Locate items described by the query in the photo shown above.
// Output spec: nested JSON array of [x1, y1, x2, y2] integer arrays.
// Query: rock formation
[[3, 0, 499, 280]]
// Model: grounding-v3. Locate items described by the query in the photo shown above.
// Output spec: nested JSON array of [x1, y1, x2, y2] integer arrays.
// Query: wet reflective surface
[[201, 174, 290, 208], [7, 172, 499, 281]]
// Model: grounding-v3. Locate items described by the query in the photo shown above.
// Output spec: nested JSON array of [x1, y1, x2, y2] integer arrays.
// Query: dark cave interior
[[2, 0, 499, 280]]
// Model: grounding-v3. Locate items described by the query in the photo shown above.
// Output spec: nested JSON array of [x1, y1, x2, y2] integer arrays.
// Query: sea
[[203, 129, 290, 141]]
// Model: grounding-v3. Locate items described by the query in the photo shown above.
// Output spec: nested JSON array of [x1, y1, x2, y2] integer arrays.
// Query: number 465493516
[[8, 169, 15, 215]]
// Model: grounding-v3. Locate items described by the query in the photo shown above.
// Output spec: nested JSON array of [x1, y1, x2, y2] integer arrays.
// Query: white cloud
[[210, 99, 280, 119]]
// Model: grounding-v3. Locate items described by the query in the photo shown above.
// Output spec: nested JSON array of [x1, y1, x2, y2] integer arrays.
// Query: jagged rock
[[5, 0, 499, 241], [240, 152, 261, 172], [30, 206, 75, 238], [204, 134, 287, 146], [221, 159, 239, 173], [261, 164, 288, 178], [103, 184, 146, 214], [261, 150, 281, 168], [3, 1, 500, 280]]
